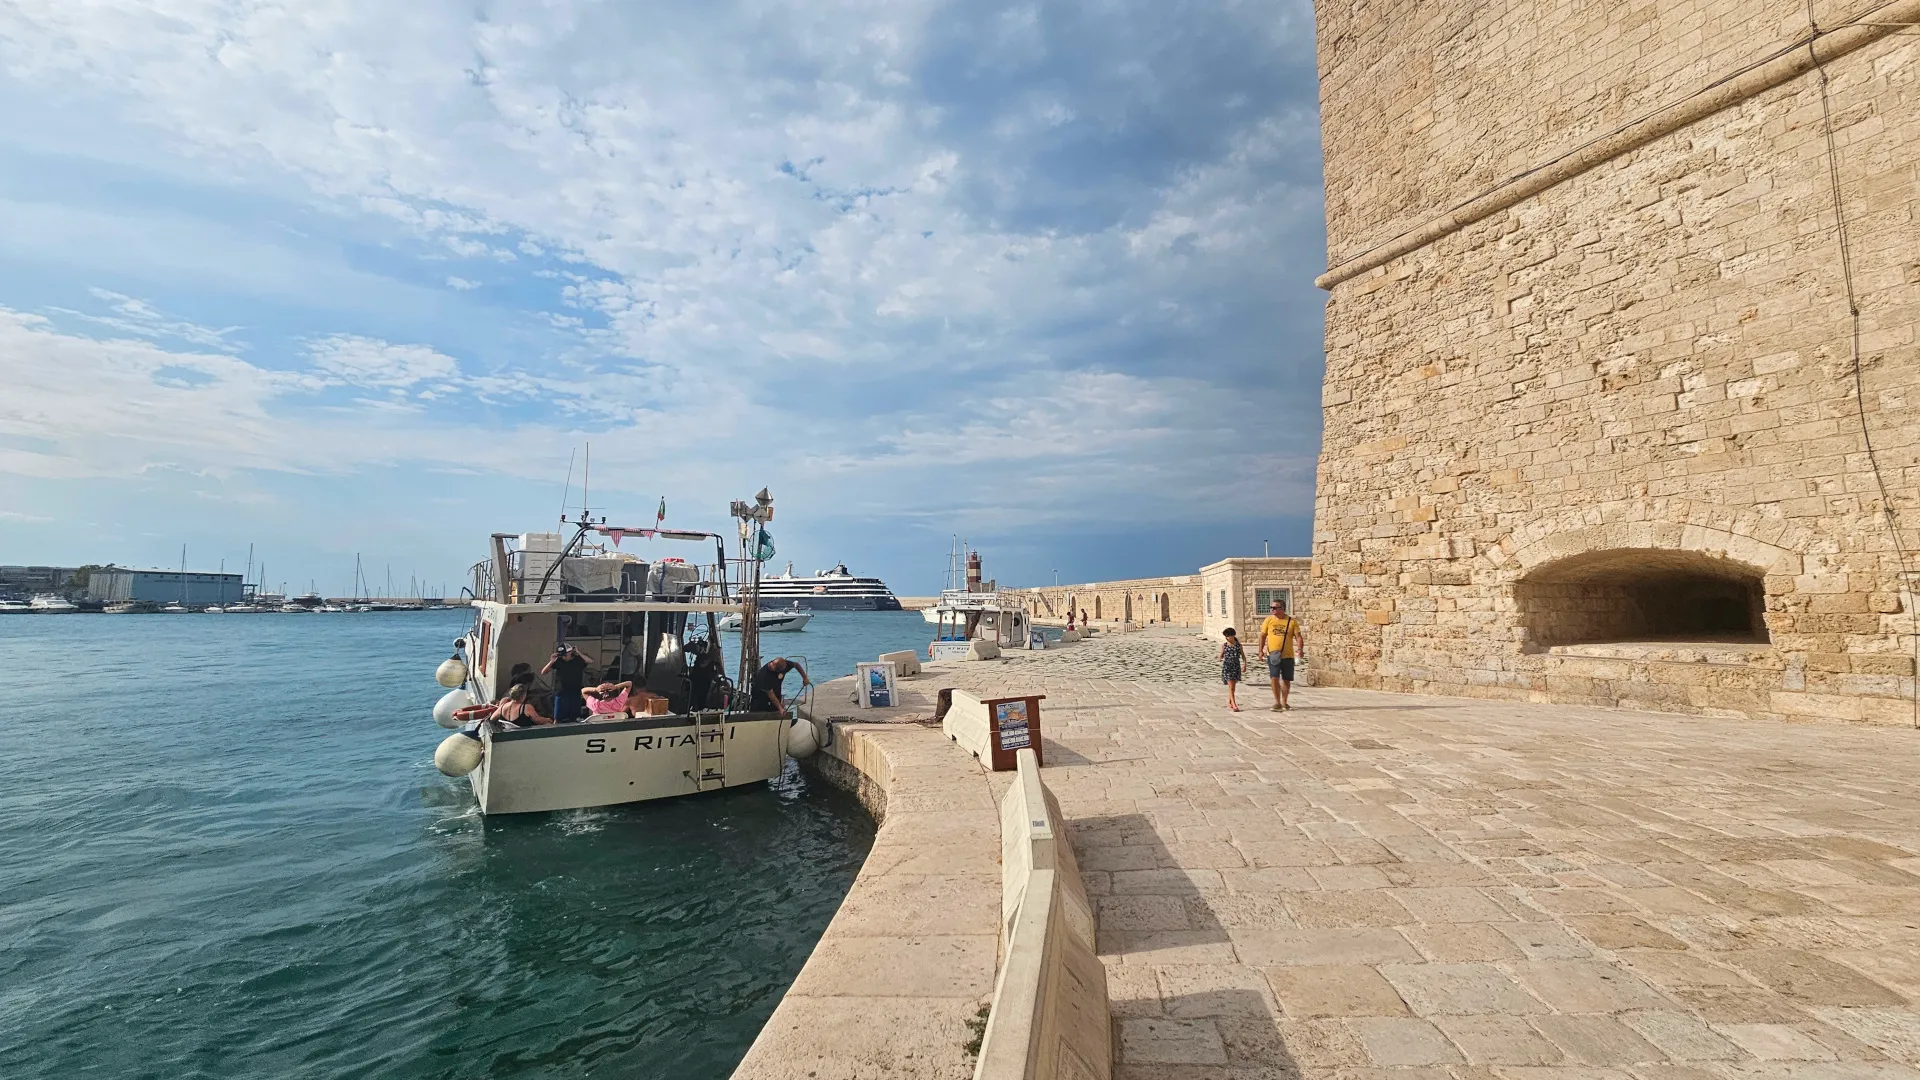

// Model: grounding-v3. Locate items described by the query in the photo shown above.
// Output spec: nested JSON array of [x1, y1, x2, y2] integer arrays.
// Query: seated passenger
[[451, 683, 552, 728], [584, 679, 635, 719]]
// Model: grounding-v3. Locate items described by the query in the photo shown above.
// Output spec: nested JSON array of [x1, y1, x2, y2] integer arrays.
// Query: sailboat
[[162, 545, 190, 613]]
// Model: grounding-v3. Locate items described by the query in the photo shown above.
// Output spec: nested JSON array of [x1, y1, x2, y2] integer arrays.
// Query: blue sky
[[0, 0, 1326, 596]]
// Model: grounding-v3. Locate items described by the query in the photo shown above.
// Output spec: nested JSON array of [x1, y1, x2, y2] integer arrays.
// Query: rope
[[1806, 0, 1920, 729]]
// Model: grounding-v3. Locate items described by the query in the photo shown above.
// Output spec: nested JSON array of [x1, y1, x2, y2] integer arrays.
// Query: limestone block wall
[[1310, 0, 1920, 723], [1018, 575, 1203, 627]]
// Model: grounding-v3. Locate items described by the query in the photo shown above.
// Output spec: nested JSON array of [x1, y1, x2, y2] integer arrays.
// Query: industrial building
[[0, 565, 80, 598], [86, 568, 247, 607]]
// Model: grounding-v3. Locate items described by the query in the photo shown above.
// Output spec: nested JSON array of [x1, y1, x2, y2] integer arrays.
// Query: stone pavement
[[930, 629, 1920, 1080]]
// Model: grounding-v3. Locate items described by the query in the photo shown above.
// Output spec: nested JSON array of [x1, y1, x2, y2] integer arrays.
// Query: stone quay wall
[[1310, 0, 1920, 723], [1018, 575, 1204, 628]]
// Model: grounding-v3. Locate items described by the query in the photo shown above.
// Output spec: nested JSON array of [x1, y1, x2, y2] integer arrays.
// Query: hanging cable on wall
[[1806, 0, 1920, 729]]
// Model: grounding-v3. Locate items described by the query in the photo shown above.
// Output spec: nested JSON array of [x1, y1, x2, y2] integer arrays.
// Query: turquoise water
[[0, 609, 931, 1079]]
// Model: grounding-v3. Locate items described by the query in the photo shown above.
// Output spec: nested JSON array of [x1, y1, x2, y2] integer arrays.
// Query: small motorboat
[[30, 594, 79, 613], [718, 604, 811, 633]]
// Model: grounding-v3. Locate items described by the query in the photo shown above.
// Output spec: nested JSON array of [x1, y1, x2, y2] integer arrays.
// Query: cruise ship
[[754, 562, 902, 611]]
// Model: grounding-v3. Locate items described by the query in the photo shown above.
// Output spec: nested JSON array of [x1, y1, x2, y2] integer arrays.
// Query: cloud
[[303, 334, 460, 388], [0, 0, 1329, 586]]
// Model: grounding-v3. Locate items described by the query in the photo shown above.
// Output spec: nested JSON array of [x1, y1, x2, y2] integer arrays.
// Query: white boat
[[104, 601, 147, 614], [918, 548, 1036, 653], [754, 561, 902, 611], [222, 603, 261, 614], [161, 603, 189, 613], [29, 594, 79, 613], [0, 599, 30, 614], [203, 606, 226, 614], [718, 604, 812, 633], [278, 603, 310, 613], [429, 490, 806, 816]]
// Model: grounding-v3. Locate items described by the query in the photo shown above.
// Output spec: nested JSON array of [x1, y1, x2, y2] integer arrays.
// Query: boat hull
[[755, 595, 901, 611], [468, 712, 788, 815]]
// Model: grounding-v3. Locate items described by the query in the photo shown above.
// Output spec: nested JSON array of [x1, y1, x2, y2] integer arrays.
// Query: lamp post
[[1052, 569, 1058, 587], [1263, 539, 1270, 558]]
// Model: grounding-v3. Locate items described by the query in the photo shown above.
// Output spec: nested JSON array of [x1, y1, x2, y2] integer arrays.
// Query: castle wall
[[1310, 0, 1920, 723]]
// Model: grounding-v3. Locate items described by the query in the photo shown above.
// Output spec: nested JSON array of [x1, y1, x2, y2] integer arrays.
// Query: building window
[[1219, 589, 1227, 615], [1206, 591, 1212, 614], [1255, 587, 1292, 614]]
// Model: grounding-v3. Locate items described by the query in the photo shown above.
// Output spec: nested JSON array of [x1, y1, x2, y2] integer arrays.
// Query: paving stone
[[1398, 923, 1528, 963], [1100, 894, 1198, 932], [1347, 1017, 1466, 1066], [1619, 1011, 1747, 1061], [1497, 922, 1597, 960], [1230, 928, 1423, 967], [1810, 1007, 1920, 1061], [1720, 950, 1906, 1007], [1157, 964, 1280, 1018], [1434, 1014, 1568, 1064], [1381, 961, 1552, 1015], [1286, 890, 1414, 929], [1114, 868, 1230, 895], [1717, 1023, 1841, 1061], [1532, 1014, 1668, 1066], [1510, 960, 1677, 1013], [1265, 964, 1411, 1018], [1562, 914, 1690, 950], [1119, 1018, 1230, 1065]]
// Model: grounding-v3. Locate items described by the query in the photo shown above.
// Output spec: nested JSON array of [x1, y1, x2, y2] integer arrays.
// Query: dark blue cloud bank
[[0, 0, 1326, 593]]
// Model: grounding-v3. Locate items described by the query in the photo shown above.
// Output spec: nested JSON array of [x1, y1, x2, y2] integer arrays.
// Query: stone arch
[[1489, 513, 1803, 581], [1515, 548, 1773, 647]]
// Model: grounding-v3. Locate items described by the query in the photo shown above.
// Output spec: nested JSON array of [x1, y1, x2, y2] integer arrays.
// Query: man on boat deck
[[541, 644, 591, 722], [750, 657, 810, 715]]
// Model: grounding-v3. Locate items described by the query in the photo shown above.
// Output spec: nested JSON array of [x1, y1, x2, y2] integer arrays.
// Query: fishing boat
[[919, 548, 1036, 655], [427, 488, 809, 816], [717, 603, 810, 633]]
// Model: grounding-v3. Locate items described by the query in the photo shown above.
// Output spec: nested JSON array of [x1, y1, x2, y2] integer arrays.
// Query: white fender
[[434, 731, 484, 776], [785, 717, 818, 760], [436, 657, 469, 689], [433, 688, 475, 728]]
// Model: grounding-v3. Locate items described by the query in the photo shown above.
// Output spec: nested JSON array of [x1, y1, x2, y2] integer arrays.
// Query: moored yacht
[[0, 598, 31, 614], [29, 594, 79, 613], [718, 603, 811, 633], [427, 489, 809, 816]]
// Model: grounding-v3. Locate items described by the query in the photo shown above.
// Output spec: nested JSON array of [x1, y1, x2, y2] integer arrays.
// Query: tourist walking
[[1218, 628, 1245, 711], [1257, 597, 1306, 711]]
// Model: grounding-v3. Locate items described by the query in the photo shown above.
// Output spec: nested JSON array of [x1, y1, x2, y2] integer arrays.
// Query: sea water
[[0, 608, 932, 1079]]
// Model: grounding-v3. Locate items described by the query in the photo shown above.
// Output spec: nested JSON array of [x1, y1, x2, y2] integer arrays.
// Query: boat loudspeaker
[[785, 716, 818, 760], [433, 689, 475, 728], [435, 731, 484, 777]]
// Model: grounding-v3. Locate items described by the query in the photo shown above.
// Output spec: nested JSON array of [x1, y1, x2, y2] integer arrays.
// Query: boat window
[[477, 619, 492, 677]]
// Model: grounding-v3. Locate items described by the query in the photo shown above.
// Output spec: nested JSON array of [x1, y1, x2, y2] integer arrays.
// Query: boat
[[0, 599, 31, 614], [754, 561, 902, 611], [222, 603, 261, 614], [278, 602, 310, 613], [427, 489, 805, 816], [29, 594, 80, 613], [161, 603, 189, 614], [920, 548, 1036, 656], [104, 601, 151, 614], [203, 606, 225, 614], [718, 603, 812, 633]]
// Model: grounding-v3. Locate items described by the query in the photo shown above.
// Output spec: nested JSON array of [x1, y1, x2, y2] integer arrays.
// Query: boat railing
[[468, 549, 732, 605]]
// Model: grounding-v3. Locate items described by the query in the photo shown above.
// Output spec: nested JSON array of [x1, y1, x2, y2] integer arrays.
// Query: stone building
[[1199, 557, 1314, 639], [1308, 1, 1920, 722], [1021, 574, 1204, 628]]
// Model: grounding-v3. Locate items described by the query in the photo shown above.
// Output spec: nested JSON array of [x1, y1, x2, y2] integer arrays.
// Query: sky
[[0, 0, 1328, 597]]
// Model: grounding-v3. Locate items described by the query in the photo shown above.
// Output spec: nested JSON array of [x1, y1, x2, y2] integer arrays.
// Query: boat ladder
[[689, 710, 728, 791]]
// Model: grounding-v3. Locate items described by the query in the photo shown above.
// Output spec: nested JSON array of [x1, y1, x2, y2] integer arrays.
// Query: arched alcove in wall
[[1516, 548, 1770, 647]]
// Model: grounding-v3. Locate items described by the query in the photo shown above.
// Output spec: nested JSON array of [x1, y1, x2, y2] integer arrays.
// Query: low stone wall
[[1015, 575, 1203, 628], [731, 694, 1002, 1080], [975, 749, 1110, 1080]]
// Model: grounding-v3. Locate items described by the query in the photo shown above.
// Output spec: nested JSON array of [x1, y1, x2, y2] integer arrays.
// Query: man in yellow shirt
[[1257, 596, 1306, 711]]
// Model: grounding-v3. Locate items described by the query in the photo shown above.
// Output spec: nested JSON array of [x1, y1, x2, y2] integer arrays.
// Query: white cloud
[[304, 334, 460, 388], [445, 276, 480, 290]]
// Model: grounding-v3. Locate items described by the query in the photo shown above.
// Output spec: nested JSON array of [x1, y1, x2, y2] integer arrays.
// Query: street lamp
[[1052, 569, 1058, 586]]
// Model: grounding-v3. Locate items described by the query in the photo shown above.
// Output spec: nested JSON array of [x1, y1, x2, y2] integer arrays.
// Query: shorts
[[1266, 655, 1296, 682]]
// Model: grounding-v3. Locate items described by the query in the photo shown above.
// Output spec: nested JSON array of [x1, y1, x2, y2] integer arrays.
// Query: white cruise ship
[[753, 562, 902, 611]]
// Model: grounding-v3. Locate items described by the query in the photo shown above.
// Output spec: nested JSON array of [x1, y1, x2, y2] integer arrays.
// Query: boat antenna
[[557, 447, 576, 525], [582, 440, 591, 521]]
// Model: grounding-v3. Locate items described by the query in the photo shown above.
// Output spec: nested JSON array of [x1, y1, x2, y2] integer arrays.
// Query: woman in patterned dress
[[1218, 628, 1245, 712]]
